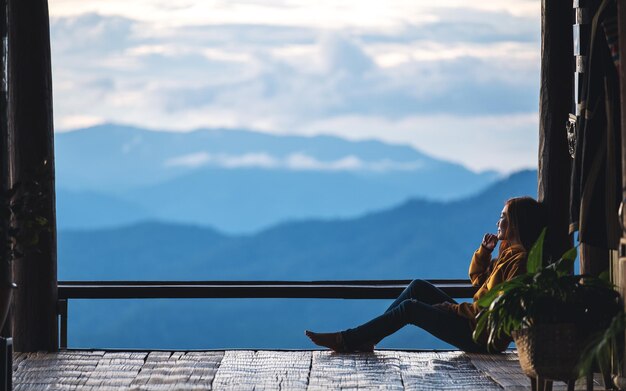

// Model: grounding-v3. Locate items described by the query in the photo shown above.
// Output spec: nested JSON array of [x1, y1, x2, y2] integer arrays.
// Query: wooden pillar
[[612, 1, 626, 388], [617, 0, 626, 386], [0, 0, 11, 339], [7, 0, 58, 351], [620, 0, 626, 220], [537, 0, 574, 261]]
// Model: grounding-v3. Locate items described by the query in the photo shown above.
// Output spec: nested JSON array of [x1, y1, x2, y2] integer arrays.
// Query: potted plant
[[474, 229, 623, 389], [0, 161, 51, 331]]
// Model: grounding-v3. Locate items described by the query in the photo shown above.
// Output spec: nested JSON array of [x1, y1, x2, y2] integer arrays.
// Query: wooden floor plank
[[82, 351, 146, 388], [308, 351, 404, 390], [13, 351, 104, 391], [130, 351, 224, 390], [396, 351, 502, 391], [211, 350, 311, 390]]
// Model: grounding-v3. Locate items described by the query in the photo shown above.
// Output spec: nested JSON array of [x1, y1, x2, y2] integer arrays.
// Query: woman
[[305, 196, 546, 353]]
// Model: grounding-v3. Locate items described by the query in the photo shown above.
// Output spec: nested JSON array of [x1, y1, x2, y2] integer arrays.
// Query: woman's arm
[[469, 233, 497, 286], [468, 245, 493, 287], [501, 253, 527, 281]]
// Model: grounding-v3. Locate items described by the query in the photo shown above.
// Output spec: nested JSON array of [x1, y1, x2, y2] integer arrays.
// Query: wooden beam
[[7, 0, 58, 352], [55, 280, 478, 300], [538, 0, 574, 261]]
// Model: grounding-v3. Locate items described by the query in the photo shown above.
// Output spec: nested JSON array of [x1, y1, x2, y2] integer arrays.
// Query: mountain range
[[55, 124, 499, 233]]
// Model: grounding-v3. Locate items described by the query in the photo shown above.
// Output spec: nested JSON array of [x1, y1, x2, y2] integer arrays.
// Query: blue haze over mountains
[[59, 169, 537, 282], [54, 126, 536, 348], [55, 124, 498, 233]]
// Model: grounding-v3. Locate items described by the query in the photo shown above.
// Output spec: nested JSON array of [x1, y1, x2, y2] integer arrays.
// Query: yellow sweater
[[449, 243, 527, 351]]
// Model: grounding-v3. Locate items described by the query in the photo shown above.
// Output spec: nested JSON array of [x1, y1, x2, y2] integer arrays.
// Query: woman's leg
[[343, 299, 484, 353], [385, 279, 457, 313], [305, 280, 469, 352]]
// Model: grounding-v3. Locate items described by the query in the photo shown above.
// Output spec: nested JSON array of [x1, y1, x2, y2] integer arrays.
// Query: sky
[[48, 0, 541, 173]]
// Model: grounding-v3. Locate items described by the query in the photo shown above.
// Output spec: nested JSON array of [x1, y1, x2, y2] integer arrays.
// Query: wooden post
[[617, 0, 626, 387], [7, 0, 58, 351], [0, 0, 11, 340], [619, 0, 626, 220], [537, 0, 574, 261]]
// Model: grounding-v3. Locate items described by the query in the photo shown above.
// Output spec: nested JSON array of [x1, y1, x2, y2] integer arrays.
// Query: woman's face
[[497, 204, 509, 241]]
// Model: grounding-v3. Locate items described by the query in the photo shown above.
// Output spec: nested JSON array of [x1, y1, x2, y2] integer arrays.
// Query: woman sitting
[[306, 196, 546, 353]]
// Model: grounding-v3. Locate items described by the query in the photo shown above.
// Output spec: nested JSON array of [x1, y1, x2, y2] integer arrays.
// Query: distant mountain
[[56, 190, 152, 229], [59, 170, 536, 281], [59, 169, 536, 280], [54, 124, 500, 232], [59, 170, 537, 350]]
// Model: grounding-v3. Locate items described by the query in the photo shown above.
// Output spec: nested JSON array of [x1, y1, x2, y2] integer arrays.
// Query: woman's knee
[[408, 279, 428, 295], [408, 279, 427, 289]]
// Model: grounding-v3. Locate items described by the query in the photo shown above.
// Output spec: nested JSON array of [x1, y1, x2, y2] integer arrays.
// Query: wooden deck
[[12, 350, 606, 390]]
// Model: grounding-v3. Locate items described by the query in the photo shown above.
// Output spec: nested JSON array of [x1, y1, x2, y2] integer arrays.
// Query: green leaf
[[526, 227, 546, 273], [552, 247, 577, 276], [561, 246, 577, 262], [475, 276, 524, 307], [473, 311, 488, 342], [476, 288, 501, 308], [555, 259, 574, 276]]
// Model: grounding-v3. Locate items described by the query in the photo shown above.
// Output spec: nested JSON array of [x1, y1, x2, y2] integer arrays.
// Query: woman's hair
[[501, 196, 546, 252]]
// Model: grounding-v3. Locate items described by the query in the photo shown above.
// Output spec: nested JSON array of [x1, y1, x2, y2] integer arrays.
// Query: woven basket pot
[[512, 324, 581, 381]]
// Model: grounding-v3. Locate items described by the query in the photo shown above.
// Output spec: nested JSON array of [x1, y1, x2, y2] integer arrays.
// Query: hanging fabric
[[569, 0, 622, 275]]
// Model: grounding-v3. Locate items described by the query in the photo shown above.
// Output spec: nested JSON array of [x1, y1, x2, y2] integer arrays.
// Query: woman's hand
[[482, 233, 498, 252]]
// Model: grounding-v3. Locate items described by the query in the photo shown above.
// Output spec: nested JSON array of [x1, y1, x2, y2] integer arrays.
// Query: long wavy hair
[[499, 196, 546, 254]]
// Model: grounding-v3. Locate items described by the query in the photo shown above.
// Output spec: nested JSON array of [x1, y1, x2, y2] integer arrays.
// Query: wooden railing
[[56, 279, 477, 350]]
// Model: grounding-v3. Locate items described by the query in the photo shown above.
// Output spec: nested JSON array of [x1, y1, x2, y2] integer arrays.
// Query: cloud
[[367, 6, 539, 45], [51, 13, 140, 55], [49, 0, 538, 30], [165, 152, 278, 169], [50, 13, 539, 114], [55, 115, 106, 131], [49, 2, 541, 172], [297, 112, 539, 173], [319, 34, 374, 75], [164, 151, 425, 172]]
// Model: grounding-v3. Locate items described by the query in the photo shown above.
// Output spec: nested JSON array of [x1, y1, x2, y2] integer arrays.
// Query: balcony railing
[[57, 279, 477, 349]]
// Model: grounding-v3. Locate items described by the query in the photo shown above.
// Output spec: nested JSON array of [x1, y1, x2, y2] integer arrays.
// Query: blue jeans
[[341, 279, 485, 352]]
